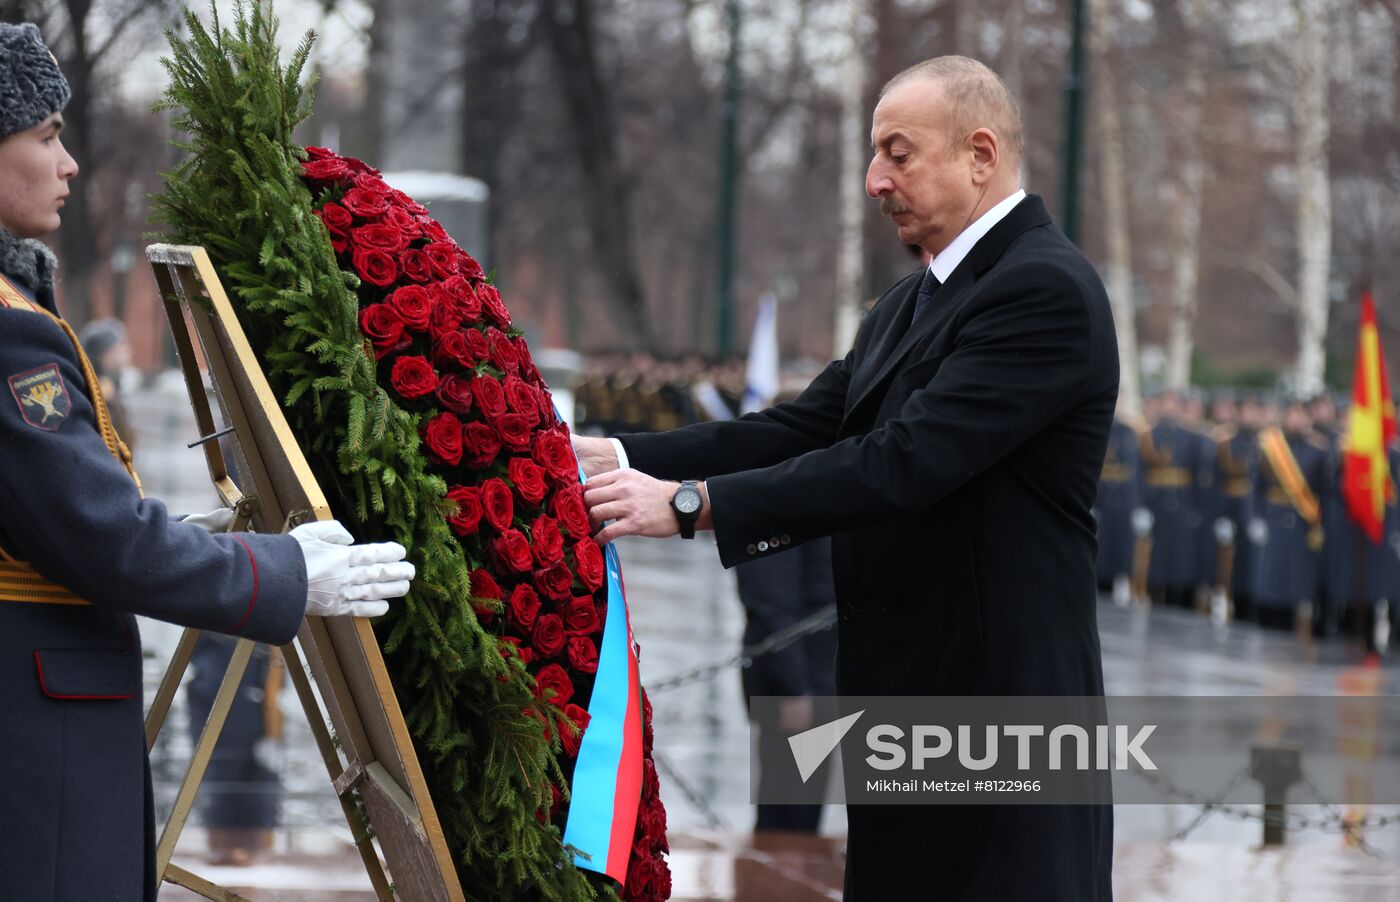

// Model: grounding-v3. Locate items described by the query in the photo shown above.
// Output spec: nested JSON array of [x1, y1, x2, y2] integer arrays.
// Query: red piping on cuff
[[231, 535, 259, 633], [32, 650, 136, 700]]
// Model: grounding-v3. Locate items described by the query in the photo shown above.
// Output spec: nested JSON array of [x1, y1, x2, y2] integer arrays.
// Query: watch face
[[675, 490, 701, 514]]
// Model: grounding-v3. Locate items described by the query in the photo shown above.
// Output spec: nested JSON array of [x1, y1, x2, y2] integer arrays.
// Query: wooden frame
[[144, 244, 464, 901]]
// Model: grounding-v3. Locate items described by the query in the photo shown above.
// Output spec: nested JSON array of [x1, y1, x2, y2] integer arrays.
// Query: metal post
[[1059, 0, 1087, 245], [1250, 742, 1301, 846], [715, 0, 742, 356]]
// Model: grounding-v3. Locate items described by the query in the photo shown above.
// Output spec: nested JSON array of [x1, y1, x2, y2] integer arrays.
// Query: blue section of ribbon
[[563, 468, 631, 874]]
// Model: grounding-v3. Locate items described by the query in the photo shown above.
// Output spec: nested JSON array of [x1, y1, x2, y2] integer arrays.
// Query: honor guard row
[[1095, 389, 1397, 651]]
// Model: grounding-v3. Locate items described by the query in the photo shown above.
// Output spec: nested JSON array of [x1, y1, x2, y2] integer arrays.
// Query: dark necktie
[[912, 267, 942, 324]]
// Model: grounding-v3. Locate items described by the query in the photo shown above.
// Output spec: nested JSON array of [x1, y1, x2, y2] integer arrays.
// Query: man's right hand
[[572, 434, 620, 479]]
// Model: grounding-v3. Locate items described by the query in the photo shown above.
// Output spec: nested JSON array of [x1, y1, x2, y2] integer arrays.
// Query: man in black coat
[[575, 56, 1117, 901]]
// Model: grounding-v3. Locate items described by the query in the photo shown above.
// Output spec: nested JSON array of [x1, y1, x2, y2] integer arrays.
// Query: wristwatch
[[670, 480, 703, 539]]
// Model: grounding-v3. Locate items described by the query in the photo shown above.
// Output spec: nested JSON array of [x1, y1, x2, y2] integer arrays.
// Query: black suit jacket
[[619, 195, 1117, 900]]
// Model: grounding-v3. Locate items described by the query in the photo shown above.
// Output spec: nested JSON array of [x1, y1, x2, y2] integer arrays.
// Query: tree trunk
[[834, 0, 867, 357], [1090, 0, 1141, 417], [1164, 0, 1208, 392], [54, 0, 96, 325], [1293, 0, 1332, 397], [540, 0, 651, 349]]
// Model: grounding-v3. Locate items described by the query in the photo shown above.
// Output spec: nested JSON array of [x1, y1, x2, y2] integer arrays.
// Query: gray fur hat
[[0, 23, 70, 140]]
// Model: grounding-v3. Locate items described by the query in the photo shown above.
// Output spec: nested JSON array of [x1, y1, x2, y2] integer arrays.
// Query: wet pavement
[[124, 379, 1400, 899]]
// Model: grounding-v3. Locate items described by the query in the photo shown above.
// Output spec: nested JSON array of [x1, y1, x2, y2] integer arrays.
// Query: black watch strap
[[671, 479, 702, 539]]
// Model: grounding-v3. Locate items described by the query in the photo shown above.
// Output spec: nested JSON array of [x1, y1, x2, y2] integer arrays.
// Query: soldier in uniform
[[0, 26, 415, 900], [1142, 391, 1201, 607], [1185, 391, 1223, 611], [1217, 393, 1264, 621], [1248, 398, 1327, 632], [1095, 401, 1143, 604]]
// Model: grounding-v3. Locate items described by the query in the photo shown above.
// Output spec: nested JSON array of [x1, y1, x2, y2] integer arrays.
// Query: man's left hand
[[583, 470, 709, 545]]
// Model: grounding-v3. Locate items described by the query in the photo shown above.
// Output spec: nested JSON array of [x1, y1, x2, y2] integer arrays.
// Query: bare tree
[[539, 0, 651, 348], [1164, 0, 1208, 391], [1090, 0, 1140, 416], [1293, 0, 1332, 396]]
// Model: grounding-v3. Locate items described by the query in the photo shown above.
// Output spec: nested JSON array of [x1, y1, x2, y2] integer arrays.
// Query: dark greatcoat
[[619, 195, 1117, 901], [1095, 418, 1142, 585], [0, 263, 306, 901]]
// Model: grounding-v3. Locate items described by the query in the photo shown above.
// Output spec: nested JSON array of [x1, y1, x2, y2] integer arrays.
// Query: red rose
[[641, 797, 667, 843], [441, 275, 482, 321], [492, 529, 534, 574], [534, 563, 573, 602], [341, 186, 389, 218], [572, 539, 605, 592], [549, 783, 563, 819], [359, 303, 409, 360], [533, 429, 577, 482], [508, 457, 547, 506], [549, 484, 590, 538], [498, 635, 534, 666], [653, 858, 673, 898], [303, 156, 350, 182], [532, 613, 566, 657], [306, 145, 336, 160], [445, 485, 482, 536], [389, 285, 432, 332], [428, 292, 465, 341], [421, 412, 463, 467], [642, 757, 660, 799], [432, 330, 475, 371], [470, 568, 504, 602], [389, 188, 429, 217], [559, 703, 591, 756], [317, 202, 353, 236], [470, 376, 508, 421], [381, 204, 418, 233], [566, 636, 598, 674], [424, 242, 460, 278], [530, 515, 565, 567], [561, 596, 600, 635], [478, 283, 512, 328], [421, 218, 449, 243], [458, 253, 485, 281], [389, 355, 438, 400], [533, 663, 574, 706], [462, 421, 502, 468], [486, 328, 520, 375], [400, 248, 432, 282], [480, 477, 514, 532], [463, 328, 490, 363], [344, 155, 380, 178], [508, 584, 542, 629], [352, 222, 411, 254], [330, 235, 349, 255], [513, 335, 539, 380], [353, 248, 398, 288], [504, 374, 537, 415], [435, 373, 474, 415], [535, 386, 556, 426], [495, 413, 534, 452]]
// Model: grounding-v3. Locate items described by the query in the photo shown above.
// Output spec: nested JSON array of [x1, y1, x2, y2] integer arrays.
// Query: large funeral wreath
[[153, 3, 669, 899]]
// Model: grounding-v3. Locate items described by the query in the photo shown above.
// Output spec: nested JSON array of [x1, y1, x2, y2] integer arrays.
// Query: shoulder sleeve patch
[[8, 363, 72, 431]]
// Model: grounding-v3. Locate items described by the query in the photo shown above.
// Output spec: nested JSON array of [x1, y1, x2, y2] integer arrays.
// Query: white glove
[[182, 507, 237, 533], [1131, 507, 1154, 537], [290, 520, 415, 618], [1247, 518, 1268, 546], [1214, 517, 1236, 544]]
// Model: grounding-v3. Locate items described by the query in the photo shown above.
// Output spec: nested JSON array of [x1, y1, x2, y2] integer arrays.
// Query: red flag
[[1341, 291, 1397, 544]]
